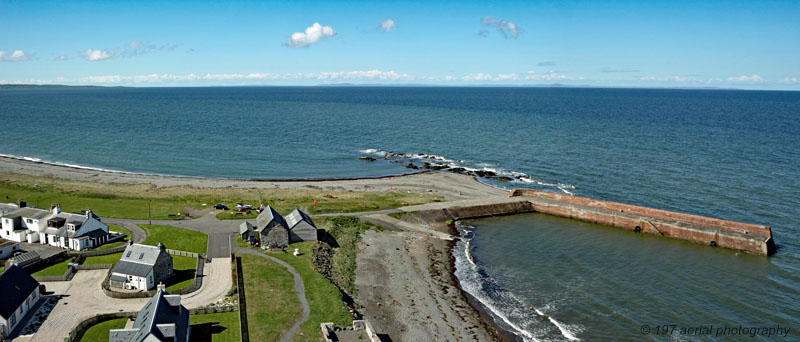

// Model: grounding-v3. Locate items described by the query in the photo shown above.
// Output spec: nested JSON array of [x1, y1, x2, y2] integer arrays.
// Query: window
[[139, 253, 144, 259], [10, 312, 16, 325], [26, 218, 33, 224], [32, 290, 37, 299]]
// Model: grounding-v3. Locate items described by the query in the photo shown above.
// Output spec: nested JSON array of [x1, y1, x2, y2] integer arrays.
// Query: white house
[[0, 265, 42, 339], [109, 243, 173, 291], [0, 240, 20, 260], [0, 204, 110, 251]]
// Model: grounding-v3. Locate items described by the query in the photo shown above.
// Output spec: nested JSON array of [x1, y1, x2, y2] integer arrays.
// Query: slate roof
[[239, 221, 254, 235], [285, 208, 316, 229], [0, 265, 40, 319], [110, 244, 166, 277], [111, 261, 153, 277], [12, 251, 40, 264], [119, 244, 163, 266], [109, 288, 190, 342], [255, 205, 287, 230]]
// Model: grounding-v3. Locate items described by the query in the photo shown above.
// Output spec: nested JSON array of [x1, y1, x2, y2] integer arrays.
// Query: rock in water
[[358, 156, 376, 162], [405, 162, 420, 169]]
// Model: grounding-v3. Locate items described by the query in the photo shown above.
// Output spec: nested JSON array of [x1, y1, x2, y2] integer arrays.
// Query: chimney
[[157, 282, 166, 292], [157, 241, 165, 251], [85, 209, 93, 218], [18, 199, 26, 208], [51, 204, 62, 215], [129, 240, 134, 246]]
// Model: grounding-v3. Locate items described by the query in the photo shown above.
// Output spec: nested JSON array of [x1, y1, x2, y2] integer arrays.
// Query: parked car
[[213, 203, 229, 210], [235, 203, 253, 210]]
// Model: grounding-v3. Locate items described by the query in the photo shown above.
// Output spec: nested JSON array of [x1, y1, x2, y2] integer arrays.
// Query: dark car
[[213, 203, 229, 210]]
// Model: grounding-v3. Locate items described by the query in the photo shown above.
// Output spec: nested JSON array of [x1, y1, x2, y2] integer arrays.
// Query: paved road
[[15, 258, 232, 342], [235, 247, 310, 342]]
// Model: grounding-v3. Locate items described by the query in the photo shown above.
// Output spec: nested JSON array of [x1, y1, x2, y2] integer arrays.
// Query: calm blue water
[[2, 87, 799, 340]]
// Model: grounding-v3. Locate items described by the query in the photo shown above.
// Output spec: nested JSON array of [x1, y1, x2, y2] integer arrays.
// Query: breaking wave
[[454, 222, 583, 342], [359, 148, 576, 194]]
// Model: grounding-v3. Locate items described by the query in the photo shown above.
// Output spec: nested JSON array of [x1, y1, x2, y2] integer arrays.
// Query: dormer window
[[67, 224, 76, 231], [26, 218, 33, 224]]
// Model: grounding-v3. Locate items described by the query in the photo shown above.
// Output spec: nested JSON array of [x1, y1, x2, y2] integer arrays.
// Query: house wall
[[289, 222, 317, 242], [0, 244, 20, 259], [152, 252, 173, 285]]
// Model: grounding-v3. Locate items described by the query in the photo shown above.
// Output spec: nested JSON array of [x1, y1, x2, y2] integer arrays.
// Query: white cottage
[[0, 265, 42, 339]]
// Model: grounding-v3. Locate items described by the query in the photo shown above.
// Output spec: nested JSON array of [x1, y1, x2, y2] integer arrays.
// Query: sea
[[1, 87, 798, 341]]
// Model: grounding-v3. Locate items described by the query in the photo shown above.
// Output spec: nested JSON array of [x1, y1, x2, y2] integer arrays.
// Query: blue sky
[[1, 0, 798, 89]]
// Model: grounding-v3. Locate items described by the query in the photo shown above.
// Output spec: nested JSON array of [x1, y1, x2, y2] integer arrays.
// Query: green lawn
[[165, 255, 198, 292], [78, 318, 127, 342], [96, 224, 132, 251], [237, 239, 352, 342], [190, 312, 241, 342], [139, 224, 208, 254], [83, 252, 123, 266], [32, 258, 72, 277], [268, 242, 352, 342], [241, 253, 301, 342]]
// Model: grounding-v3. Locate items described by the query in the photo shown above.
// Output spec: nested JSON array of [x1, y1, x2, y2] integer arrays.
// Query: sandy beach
[[0, 155, 504, 201], [0, 154, 507, 341]]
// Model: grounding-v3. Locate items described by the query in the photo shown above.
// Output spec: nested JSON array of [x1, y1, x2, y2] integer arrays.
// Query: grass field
[[83, 252, 123, 266], [78, 318, 127, 342], [268, 242, 352, 341], [96, 224, 132, 251], [165, 255, 198, 292], [31, 258, 72, 276], [237, 239, 352, 341], [240, 253, 301, 342], [0, 172, 439, 220], [190, 311, 241, 342], [139, 224, 208, 254]]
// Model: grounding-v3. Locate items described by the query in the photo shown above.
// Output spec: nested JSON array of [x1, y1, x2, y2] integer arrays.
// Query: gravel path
[[235, 247, 310, 342]]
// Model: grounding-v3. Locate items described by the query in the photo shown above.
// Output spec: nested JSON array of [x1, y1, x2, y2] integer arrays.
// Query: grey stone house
[[109, 284, 190, 342], [285, 208, 318, 242], [238, 221, 255, 243], [254, 206, 289, 249], [110, 242, 173, 291]]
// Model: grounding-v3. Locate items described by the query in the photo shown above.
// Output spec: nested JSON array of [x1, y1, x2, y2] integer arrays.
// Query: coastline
[[0, 155, 505, 201], [1, 153, 512, 341]]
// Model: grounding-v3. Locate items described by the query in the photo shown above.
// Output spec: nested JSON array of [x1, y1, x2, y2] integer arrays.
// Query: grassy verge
[[83, 252, 123, 266], [190, 311, 241, 342], [78, 318, 127, 342], [240, 253, 301, 342], [314, 216, 374, 297], [0, 172, 440, 220], [96, 224, 131, 251], [32, 258, 72, 276], [165, 255, 198, 292], [238, 238, 351, 341], [139, 224, 208, 254]]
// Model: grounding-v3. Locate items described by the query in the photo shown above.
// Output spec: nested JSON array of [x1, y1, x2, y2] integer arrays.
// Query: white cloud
[[379, 19, 396, 32], [286, 22, 337, 48], [778, 77, 798, 84], [70, 70, 416, 84], [525, 70, 569, 81], [480, 16, 519, 39], [727, 74, 765, 83], [55, 55, 68, 61], [82, 49, 114, 61], [0, 50, 34, 62]]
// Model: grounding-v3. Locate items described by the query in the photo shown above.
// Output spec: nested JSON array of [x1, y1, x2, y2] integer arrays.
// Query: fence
[[65, 311, 138, 342], [235, 254, 249, 342], [167, 249, 200, 258]]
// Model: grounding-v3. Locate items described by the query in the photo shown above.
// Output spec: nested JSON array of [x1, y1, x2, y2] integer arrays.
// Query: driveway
[[14, 258, 232, 342]]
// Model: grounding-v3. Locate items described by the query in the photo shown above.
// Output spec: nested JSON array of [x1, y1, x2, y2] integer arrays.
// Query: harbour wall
[[408, 190, 775, 256]]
